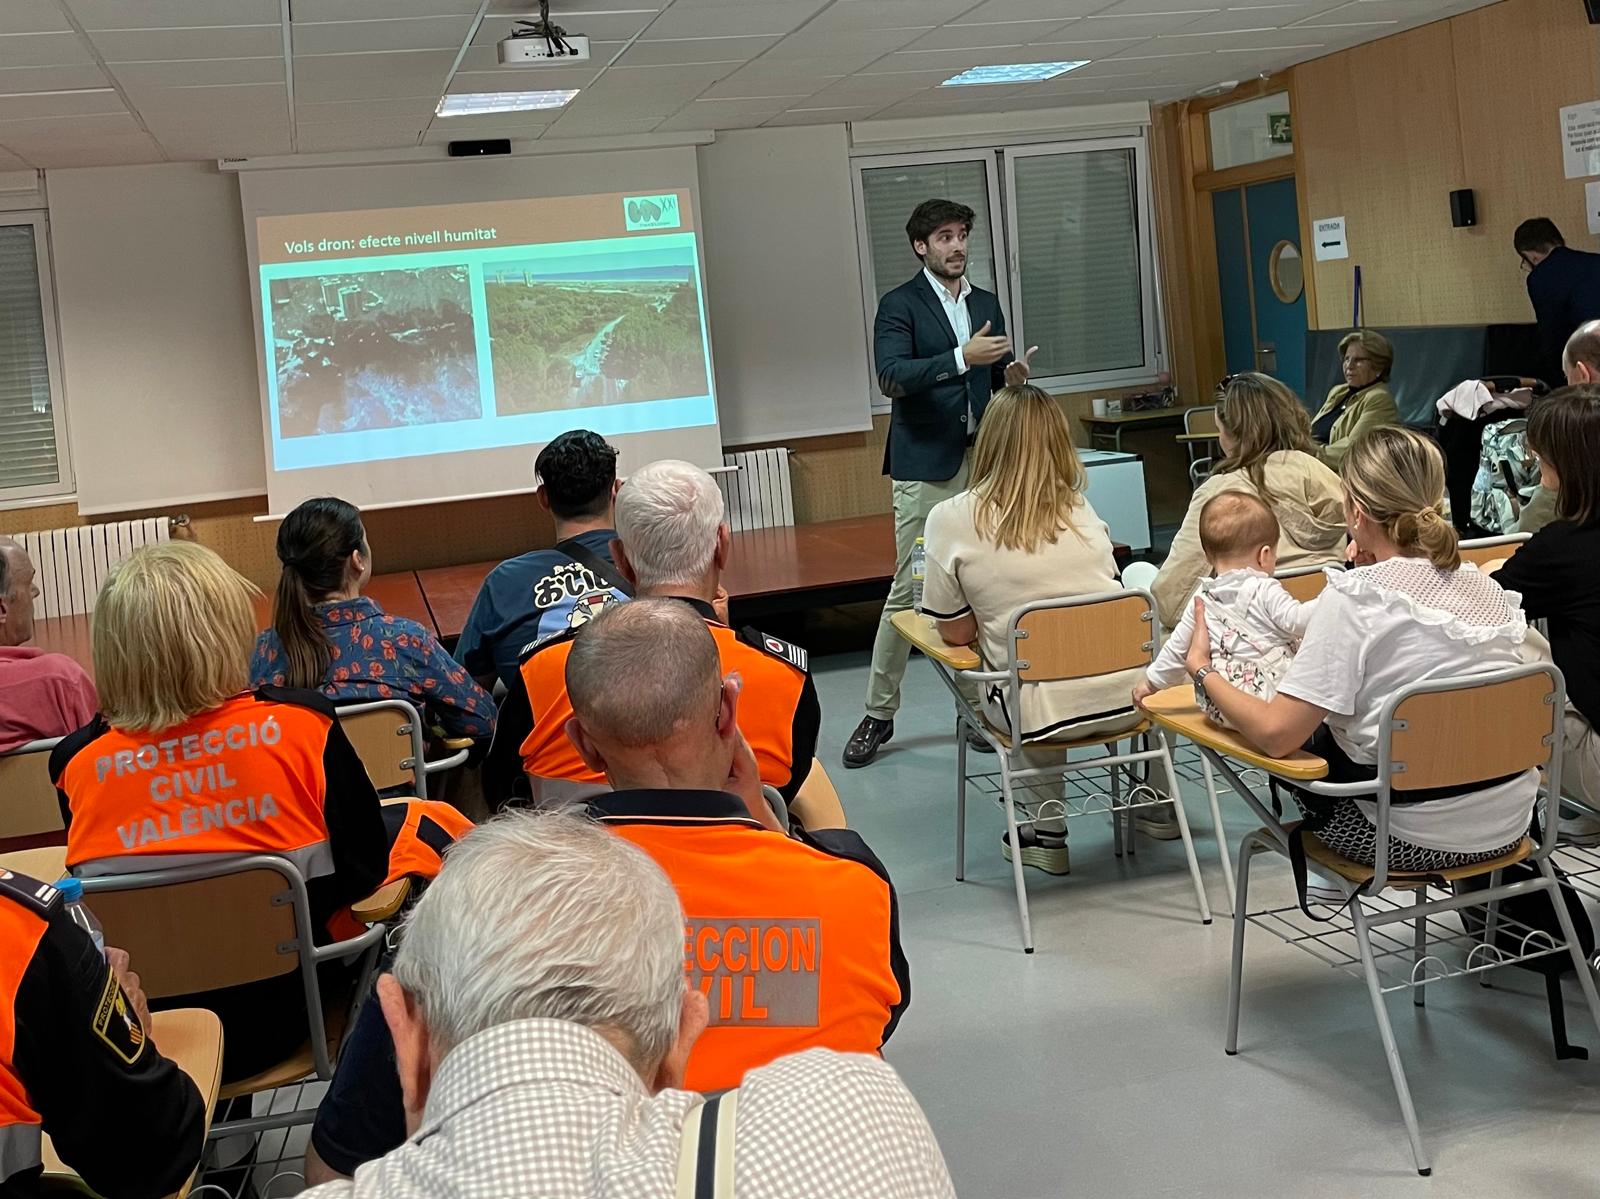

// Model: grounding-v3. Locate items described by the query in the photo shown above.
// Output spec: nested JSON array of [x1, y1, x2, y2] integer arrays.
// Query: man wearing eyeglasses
[[1515, 217, 1600, 388]]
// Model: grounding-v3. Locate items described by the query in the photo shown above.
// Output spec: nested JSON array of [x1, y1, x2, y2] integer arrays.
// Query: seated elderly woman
[[923, 384, 1147, 873], [1310, 329, 1400, 469], [1168, 426, 1536, 872]]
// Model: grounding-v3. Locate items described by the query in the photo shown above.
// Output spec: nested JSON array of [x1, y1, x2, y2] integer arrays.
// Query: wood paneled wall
[[1295, 0, 1600, 329]]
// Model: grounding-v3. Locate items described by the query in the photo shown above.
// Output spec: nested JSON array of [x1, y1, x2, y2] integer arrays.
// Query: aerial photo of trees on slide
[[270, 266, 480, 438], [484, 244, 709, 414]]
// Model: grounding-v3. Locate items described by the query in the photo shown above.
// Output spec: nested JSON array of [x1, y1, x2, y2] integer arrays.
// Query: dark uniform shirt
[[0, 870, 205, 1199]]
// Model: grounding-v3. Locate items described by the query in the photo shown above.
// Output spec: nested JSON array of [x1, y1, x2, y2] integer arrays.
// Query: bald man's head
[[0, 538, 36, 647], [1564, 320, 1600, 385], [566, 599, 722, 750]]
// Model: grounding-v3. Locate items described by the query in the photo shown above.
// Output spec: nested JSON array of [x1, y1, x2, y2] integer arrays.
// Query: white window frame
[[850, 134, 1165, 410], [0, 211, 74, 505], [1001, 135, 1164, 394], [850, 149, 1008, 415]]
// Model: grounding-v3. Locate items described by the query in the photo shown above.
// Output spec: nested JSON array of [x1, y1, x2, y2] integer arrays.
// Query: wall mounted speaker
[[1450, 188, 1477, 228], [447, 139, 511, 157]]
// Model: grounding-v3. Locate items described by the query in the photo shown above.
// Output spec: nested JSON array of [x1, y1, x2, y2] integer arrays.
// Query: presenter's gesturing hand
[[1003, 345, 1039, 388], [962, 320, 1011, 367]]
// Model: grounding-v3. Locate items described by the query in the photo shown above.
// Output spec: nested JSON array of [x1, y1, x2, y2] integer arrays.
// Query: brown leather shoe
[[843, 715, 893, 768]]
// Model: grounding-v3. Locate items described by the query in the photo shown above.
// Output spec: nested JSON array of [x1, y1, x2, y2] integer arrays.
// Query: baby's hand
[[1131, 678, 1156, 707]]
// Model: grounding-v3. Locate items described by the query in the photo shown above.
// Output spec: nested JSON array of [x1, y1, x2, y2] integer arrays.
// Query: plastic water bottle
[[58, 878, 106, 959], [911, 536, 927, 614]]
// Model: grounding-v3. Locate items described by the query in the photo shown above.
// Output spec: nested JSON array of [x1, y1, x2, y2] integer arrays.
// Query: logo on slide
[[623, 194, 681, 232]]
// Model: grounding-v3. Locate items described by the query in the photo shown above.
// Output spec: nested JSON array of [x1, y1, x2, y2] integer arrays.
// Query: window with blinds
[[852, 137, 1160, 401], [0, 219, 69, 500], [1010, 146, 1146, 379]]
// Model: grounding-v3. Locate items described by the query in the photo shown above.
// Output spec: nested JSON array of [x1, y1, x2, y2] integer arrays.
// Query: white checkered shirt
[[301, 1018, 957, 1198]]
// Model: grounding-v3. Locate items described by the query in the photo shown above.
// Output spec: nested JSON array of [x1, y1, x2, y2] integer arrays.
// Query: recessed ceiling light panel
[[436, 90, 579, 116], [940, 61, 1089, 86]]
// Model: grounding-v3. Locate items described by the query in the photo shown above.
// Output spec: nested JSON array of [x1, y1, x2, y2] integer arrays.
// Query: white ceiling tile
[[621, 35, 779, 65], [0, 111, 137, 139], [1078, 12, 1209, 37], [1, 1, 72, 35], [473, 11, 658, 44], [0, 89, 123, 120], [606, 61, 740, 87], [904, 19, 1075, 50], [297, 123, 424, 152], [764, 26, 926, 59], [0, 147, 31, 169], [958, 0, 1119, 18], [294, 16, 475, 56], [486, 0, 662, 13], [64, 0, 280, 28], [873, 42, 1094, 73], [1161, 23, 1328, 43], [763, 106, 877, 125], [158, 129, 292, 157], [805, 0, 980, 31], [645, 1, 828, 40], [3, 132, 166, 167], [543, 110, 663, 136], [1097, 0, 1220, 12], [297, 74, 445, 103], [717, 54, 851, 81], [295, 97, 437, 126], [428, 110, 561, 133], [292, 50, 455, 83], [446, 65, 601, 92], [124, 82, 285, 113], [1173, 4, 1321, 32], [0, 64, 110, 94], [299, 0, 480, 18], [0, 32, 97, 68], [655, 104, 771, 131], [807, 75, 937, 102], [90, 25, 285, 62], [1290, 0, 1430, 20], [696, 75, 832, 100], [110, 57, 285, 87]]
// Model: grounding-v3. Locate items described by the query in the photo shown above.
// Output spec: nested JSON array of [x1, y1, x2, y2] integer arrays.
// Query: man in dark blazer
[[845, 198, 1034, 768], [1516, 217, 1600, 387]]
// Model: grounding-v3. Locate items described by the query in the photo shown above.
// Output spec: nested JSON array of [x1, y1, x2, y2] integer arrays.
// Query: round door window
[[1269, 240, 1304, 303]]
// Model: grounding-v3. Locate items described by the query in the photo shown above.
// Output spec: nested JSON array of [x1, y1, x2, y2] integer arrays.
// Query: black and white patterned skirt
[[1293, 796, 1521, 872]]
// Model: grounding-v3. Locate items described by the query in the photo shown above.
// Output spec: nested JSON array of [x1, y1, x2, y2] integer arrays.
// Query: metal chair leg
[[1202, 753, 1236, 912], [1110, 741, 1124, 858], [1536, 856, 1600, 1037], [1125, 737, 1139, 856], [955, 710, 968, 883], [1225, 829, 1263, 1055], [1352, 900, 1432, 1176], [1479, 868, 1502, 988], [998, 757, 1034, 954], [1412, 889, 1427, 1008], [1158, 733, 1212, 924]]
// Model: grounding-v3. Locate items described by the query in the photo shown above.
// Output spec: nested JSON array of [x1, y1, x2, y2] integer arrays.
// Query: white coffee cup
[[1091, 397, 1108, 417]]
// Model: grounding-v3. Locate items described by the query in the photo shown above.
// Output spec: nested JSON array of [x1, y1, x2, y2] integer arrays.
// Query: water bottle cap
[[57, 877, 83, 901]]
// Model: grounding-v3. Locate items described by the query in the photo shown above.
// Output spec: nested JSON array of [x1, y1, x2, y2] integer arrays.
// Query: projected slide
[[255, 191, 715, 473]]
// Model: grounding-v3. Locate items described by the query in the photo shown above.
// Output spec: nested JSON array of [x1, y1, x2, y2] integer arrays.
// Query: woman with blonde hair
[[1153, 372, 1346, 630], [1170, 426, 1536, 870], [922, 384, 1145, 874], [48, 542, 415, 1082], [1309, 328, 1400, 468]]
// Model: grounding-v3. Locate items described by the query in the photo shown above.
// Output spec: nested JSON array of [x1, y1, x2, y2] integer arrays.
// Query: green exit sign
[[623, 193, 682, 231], [1268, 113, 1292, 144]]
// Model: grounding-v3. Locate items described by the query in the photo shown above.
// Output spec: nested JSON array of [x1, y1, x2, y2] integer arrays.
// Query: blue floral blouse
[[250, 596, 496, 740]]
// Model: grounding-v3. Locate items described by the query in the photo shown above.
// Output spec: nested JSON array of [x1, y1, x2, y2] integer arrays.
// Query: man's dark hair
[[535, 430, 618, 521], [906, 199, 975, 258], [1514, 218, 1564, 255], [1528, 385, 1600, 527]]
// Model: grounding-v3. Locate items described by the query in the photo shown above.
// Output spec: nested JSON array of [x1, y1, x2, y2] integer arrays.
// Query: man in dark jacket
[[1516, 217, 1600, 387], [845, 199, 1033, 768]]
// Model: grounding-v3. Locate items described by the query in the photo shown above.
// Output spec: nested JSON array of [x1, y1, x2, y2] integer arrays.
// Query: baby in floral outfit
[[1134, 492, 1319, 728]]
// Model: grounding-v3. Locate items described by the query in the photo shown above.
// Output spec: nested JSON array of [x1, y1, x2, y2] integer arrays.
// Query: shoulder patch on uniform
[[0, 870, 63, 917], [93, 967, 147, 1065], [740, 626, 809, 673], [516, 622, 583, 665]]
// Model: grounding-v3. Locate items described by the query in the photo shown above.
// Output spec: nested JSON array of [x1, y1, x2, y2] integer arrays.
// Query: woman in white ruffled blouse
[[1166, 426, 1535, 870]]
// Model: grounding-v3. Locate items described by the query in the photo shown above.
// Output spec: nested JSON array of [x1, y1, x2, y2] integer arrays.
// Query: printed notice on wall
[[1562, 100, 1600, 179], [1312, 216, 1348, 261]]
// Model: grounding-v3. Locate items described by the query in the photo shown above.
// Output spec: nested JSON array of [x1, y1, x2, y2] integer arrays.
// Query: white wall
[[697, 125, 873, 445], [48, 161, 263, 513]]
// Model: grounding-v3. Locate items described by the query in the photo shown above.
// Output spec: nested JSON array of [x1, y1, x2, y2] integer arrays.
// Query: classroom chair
[[1184, 405, 1219, 488], [1208, 663, 1599, 1176], [951, 589, 1212, 952], [0, 738, 65, 854], [1458, 530, 1529, 569], [338, 698, 471, 799], [81, 854, 404, 1142]]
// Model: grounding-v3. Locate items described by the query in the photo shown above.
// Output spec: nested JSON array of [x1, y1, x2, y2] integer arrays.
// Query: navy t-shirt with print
[[453, 529, 629, 690]]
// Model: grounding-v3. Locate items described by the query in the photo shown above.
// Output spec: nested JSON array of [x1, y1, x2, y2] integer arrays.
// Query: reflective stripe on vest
[[62, 696, 336, 874], [0, 1123, 42, 1188]]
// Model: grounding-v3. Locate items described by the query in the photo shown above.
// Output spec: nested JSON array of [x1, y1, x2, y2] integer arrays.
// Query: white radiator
[[718, 448, 794, 533], [11, 519, 170, 619]]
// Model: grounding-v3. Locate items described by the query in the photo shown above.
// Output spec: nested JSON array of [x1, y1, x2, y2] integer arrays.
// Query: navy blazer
[[874, 272, 1012, 483], [1526, 245, 1600, 386]]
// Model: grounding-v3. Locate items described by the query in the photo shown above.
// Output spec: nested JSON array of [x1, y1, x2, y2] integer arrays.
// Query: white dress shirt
[[923, 267, 976, 430], [302, 1017, 957, 1199]]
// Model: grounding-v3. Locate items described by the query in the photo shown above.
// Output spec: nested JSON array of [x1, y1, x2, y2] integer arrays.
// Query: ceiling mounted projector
[[500, 1, 590, 64]]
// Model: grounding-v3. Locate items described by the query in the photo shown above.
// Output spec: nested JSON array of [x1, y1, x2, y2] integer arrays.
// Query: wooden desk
[[30, 569, 435, 681], [889, 609, 981, 672], [0, 845, 67, 881], [43, 1008, 224, 1199], [1141, 686, 1327, 781], [1081, 405, 1192, 452]]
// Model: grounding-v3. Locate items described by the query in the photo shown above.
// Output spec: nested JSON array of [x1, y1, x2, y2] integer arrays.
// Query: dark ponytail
[[273, 497, 365, 689]]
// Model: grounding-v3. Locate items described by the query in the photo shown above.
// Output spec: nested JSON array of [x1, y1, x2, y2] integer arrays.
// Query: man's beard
[[929, 253, 966, 280]]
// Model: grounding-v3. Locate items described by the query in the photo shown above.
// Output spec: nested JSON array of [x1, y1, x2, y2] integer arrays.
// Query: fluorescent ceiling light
[[436, 90, 578, 116], [940, 61, 1089, 86]]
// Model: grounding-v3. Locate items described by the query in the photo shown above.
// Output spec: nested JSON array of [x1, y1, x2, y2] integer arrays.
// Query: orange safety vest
[[519, 606, 814, 795], [378, 799, 474, 888], [595, 789, 907, 1093], [56, 694, 339, 883], [0, 895, 46, 1166]]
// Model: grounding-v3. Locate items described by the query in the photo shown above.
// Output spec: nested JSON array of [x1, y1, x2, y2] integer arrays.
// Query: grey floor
[[814, 650, 1600, 1199]]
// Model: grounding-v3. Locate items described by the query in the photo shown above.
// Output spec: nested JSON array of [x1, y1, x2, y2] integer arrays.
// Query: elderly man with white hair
[[485, 458, 821, 812], [0, 537, 98, 753], [299, 811, 954, 1199]]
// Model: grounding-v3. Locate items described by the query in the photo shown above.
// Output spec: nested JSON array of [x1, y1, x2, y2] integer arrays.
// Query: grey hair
[[390, 811, 687, 1067], [0, 539, 15, 596], [614, 460, 725, 591], [567, 598, 721, 748]]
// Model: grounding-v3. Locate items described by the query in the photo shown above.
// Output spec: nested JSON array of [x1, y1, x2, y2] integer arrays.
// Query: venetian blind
[[0, 223, 60, 491]]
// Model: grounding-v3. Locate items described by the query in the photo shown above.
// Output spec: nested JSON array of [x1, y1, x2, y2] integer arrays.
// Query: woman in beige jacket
[[1153, 374, 1347, 630], [1309, 329, 1400, 469]]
